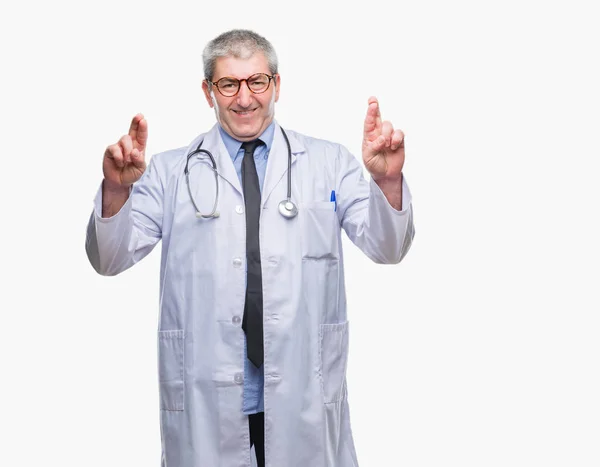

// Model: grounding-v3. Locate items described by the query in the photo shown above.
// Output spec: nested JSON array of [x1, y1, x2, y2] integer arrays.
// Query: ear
[[274, 74, 281, 103], [202, 80, 214, 108]]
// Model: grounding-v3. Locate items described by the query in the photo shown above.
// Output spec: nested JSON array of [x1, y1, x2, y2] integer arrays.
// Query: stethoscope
[[184, 127, 298, 219]]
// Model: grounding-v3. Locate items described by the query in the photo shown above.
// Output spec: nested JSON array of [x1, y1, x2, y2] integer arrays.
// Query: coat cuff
[[369, 175, 412, 214], [92, 182, 133, 224]]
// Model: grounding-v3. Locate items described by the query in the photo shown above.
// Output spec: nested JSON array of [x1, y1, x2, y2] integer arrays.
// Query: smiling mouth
[[232, 108, 257, 116]]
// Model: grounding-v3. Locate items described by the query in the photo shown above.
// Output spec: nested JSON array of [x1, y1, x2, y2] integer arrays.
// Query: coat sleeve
[[85, 156, 164, 276], [336, 145, 415, 264]]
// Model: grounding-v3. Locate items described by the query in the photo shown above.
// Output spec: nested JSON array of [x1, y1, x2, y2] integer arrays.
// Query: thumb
[[365, 135, 386, 159], [130, 148, 146, 169]]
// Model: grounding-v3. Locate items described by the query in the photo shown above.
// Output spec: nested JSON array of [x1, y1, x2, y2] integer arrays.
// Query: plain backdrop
[[1, 0, 599, 466]]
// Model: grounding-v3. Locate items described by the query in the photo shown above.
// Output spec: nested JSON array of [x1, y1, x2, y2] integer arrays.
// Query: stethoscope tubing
[[184, 127, 296, 219], [184, 148, 220, 218]]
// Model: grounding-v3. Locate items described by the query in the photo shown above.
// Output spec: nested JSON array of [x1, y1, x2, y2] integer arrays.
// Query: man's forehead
[[213, 53, 269, 78]]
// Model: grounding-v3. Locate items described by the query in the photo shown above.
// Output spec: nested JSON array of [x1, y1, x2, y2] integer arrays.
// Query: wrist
[[103, 179, 131, 194], [372, 174, 403, 211], [101, 179, 131, 218], [372, 173, 403, 188]]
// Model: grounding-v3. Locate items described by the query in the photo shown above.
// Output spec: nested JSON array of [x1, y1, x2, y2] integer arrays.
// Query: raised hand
[[362, 97, 405, 182], [103, 114, 148, 188]]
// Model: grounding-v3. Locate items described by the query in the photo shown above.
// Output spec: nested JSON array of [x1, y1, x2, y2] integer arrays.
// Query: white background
[[1, 0, 599, 465]]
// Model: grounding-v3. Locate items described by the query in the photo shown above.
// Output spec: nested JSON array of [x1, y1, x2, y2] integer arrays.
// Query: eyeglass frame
[[207, 73, 277, 97]]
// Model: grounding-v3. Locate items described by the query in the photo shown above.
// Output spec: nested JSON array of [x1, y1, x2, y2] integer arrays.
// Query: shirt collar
[[218, 121, 276, 161]]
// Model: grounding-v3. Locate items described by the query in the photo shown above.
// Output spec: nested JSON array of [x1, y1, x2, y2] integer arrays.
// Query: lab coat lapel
[[202, 124, 243, 196], [262, 123, 305, 208]]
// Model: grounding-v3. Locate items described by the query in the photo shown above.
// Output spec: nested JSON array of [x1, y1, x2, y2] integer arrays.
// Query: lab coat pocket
[[158, 330, 185, 411], [301, 201, 339, 260], [319, 321, 349, 404]]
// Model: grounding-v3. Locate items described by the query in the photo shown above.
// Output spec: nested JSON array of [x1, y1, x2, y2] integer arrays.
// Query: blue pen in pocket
[[330, 190, 337, 212]]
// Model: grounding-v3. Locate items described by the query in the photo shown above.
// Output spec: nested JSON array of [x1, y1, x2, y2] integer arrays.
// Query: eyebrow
[[213, 73, 270, 80]]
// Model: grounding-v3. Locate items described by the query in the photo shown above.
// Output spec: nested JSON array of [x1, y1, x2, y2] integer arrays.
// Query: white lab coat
[[86, 121, 415, 467]]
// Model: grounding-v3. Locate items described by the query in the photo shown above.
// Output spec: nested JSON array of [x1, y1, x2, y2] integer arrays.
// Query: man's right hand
[[103, 114, 148, 189]]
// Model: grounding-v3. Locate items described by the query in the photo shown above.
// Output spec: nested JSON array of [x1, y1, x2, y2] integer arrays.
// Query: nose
[[236, 82, 253, 108]]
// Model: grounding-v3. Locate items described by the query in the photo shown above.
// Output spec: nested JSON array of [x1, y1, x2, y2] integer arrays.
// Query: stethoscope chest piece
[[278, 199, 298, 219]]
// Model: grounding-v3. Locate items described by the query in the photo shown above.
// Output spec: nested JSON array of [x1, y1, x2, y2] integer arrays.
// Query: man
[[86, 29, 414, 467]]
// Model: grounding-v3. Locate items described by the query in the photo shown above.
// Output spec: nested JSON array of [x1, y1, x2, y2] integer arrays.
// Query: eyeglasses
[[208, 73, 276, 97]]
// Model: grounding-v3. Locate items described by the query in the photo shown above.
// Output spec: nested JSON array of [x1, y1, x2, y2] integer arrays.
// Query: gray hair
[[202, 29, 279, 81]]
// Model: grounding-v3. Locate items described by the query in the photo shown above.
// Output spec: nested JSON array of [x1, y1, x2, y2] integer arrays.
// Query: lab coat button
[[232, 258, 243, 268], [232, 315, 241, 325], [235, 205, 244, 214], [234, 372, 244, 384]]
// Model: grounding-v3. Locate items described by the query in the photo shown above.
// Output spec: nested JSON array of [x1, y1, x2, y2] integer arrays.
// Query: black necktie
[[241, 139, 265, 368]]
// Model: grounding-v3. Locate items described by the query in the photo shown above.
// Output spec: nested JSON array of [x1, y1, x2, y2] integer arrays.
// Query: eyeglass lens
[[217, 74, 270, 96]]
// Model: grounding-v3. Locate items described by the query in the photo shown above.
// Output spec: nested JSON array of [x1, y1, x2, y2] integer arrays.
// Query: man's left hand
[[362, 96, 405, 182]]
